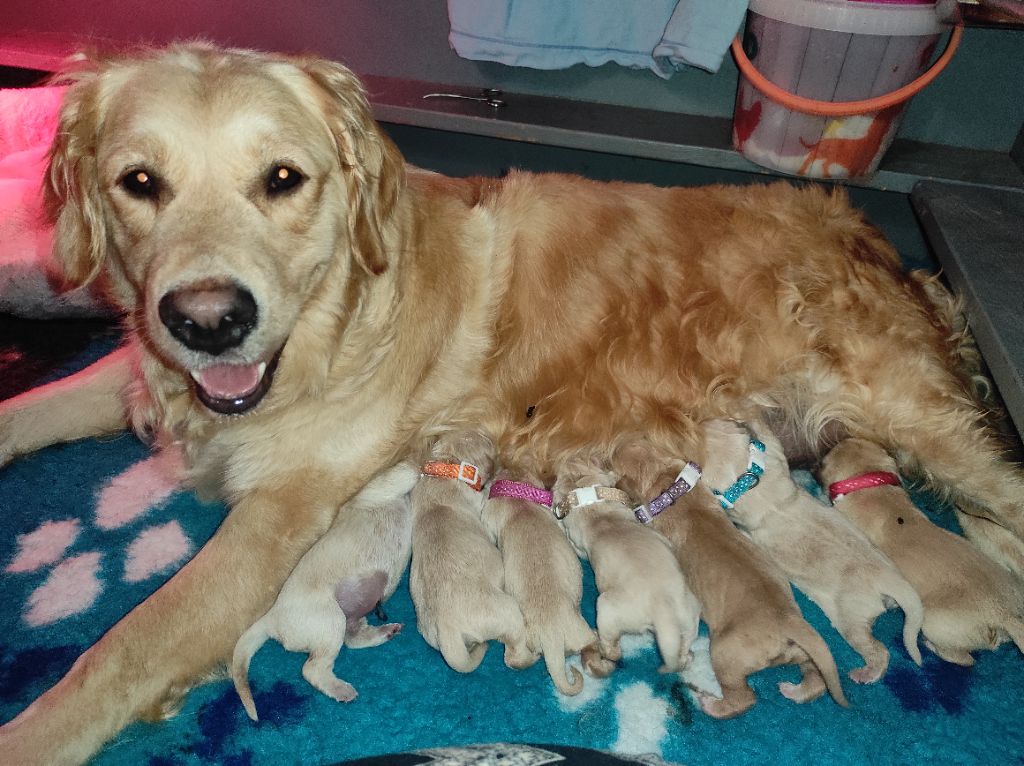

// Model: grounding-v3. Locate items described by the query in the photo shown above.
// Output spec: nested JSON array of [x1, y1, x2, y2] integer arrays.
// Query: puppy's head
[[46, 43, 404, 415], [819, 438, 897, 487]]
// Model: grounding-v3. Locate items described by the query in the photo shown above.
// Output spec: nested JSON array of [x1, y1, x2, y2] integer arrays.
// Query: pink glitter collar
[[488, 479, 553, 508]]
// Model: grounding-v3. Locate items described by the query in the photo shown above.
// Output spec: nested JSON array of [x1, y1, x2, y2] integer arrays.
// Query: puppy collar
[[421, 460, 485, 491], [828, 471, 900, 502], [554, 485, 632, 519], [712, 439, 766, 510], [488, 479, 553, 507], [634, 462, 703, 524]]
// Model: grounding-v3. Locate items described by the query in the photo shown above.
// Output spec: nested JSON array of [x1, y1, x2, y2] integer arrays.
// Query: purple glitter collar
[[488, 479, 553, 508], [633, 461, 703, 524]]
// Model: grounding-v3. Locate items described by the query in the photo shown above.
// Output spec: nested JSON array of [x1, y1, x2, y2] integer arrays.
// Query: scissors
[[422, 88, 507, 108]]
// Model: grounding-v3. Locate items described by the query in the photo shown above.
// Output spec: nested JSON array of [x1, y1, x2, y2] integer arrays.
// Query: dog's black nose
[[158, 281, 257, 355]]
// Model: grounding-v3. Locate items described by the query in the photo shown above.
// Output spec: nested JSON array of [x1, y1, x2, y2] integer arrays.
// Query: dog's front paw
[[0, 417, 16, 468]]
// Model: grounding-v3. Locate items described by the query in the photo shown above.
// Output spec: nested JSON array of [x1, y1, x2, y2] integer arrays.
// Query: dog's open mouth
[[190, 349, 282, 415]]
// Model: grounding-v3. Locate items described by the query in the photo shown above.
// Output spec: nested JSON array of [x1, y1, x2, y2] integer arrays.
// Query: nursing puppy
[[481, 464, 595, 694], [821, 438, 1024, 666], [702, 419, 924, 683], [409, 429, 531, 673], [552, 456, 700, 675], [3, 43, 1024, 763], [615, 437, 848, 719], [231, 461, 417, 720]]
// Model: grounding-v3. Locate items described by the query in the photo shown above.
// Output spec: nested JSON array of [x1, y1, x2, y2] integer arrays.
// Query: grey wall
[[4, 0, 1022, 151]]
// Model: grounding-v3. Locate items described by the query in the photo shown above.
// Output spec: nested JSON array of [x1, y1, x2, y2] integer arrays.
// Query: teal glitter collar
[[713, 438, 766, 509]]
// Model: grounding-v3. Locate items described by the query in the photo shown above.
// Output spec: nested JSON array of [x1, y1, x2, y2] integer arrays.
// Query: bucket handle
[[730, 22, 963, 118]]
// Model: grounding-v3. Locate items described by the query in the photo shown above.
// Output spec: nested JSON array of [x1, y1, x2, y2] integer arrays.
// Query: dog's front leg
[[0, 346, 132, 466], [0, 478, 340, 766]]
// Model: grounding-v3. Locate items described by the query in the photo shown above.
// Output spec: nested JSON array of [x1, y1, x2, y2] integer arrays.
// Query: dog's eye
[[266, 165, 304, 195], [121, 169, 159, 199]]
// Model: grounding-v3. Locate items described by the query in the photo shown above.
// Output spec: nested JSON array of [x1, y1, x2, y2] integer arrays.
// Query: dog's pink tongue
[[194, 363, 261, 400]]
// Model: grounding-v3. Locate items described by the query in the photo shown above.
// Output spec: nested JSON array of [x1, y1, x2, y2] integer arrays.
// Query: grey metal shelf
[[364, 75, 1024, 194], [912, 181, 1024, 436]]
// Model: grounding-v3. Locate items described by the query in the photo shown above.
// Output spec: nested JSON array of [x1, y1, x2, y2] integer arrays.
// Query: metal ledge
[[912, 181, 1024, 436], [364, 75, 1024, 194]]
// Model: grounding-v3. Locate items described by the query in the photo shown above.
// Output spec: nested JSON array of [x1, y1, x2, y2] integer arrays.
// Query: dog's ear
[[45, 62, 108, 289], [298, 58, 405, 277]]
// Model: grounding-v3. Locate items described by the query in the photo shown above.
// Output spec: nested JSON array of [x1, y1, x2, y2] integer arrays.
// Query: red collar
[[828, 471, 901, 502]]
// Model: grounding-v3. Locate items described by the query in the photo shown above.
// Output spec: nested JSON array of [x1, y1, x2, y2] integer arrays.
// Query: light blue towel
[[447, 0, 749, 77]]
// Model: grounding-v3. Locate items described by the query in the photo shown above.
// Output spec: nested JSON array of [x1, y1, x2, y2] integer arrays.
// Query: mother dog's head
[[46, 43, 404, 415]]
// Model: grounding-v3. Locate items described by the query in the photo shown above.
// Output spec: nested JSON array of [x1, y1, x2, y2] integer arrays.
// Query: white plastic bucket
[[732, 0, 950, 179]]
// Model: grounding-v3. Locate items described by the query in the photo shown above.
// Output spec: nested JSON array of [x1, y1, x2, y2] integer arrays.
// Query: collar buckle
[[713, 438, 766, 510], [457, 462, 483, 491]]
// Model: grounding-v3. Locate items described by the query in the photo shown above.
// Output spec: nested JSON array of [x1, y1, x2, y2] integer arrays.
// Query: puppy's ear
[[298, 58, 405, 277], [45, 63, 108, 289]]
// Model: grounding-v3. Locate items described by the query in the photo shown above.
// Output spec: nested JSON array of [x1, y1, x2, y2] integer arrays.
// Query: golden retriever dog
[[551, 456, 701, 676], [409, 429, 532, 674], [614, 439, 848, 719], [821, 438, 1024, 666], [481, 464, 596, 694], [1, 41, 1023, 762], [230, 460, 416, 721], [700, 419, 924, 683]]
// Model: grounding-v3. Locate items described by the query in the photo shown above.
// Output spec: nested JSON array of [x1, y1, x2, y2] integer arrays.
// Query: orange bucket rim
[[730, 22, 963, 118]]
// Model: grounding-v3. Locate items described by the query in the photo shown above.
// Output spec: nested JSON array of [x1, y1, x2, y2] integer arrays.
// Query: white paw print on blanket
[[4, 449, 191, 626]]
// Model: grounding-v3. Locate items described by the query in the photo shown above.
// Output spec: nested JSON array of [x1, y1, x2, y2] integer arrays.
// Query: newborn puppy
[[552, 456, 700, 676], [821, 437, 1024, 665], [481, 464, 596, 694], [702, 419, 924, 684], [231, 461, 417, 720], [409, 429, 531, 672], [615, 437, 848, 719]]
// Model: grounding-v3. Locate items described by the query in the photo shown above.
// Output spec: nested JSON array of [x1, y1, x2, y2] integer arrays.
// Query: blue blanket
[[2, 334, 1024, 766]]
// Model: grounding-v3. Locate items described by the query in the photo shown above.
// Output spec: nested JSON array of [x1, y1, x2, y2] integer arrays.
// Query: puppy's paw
[[503, 639, 537, 670], [345, 620, 403, 649], [323, 679, 358, 703], [848, 664, 884, 685], [778, 678, 826, 704], [597, 637, 622, 663], [924, 639, 976, 666], [581, 644, 616, 678], [698, 691, 751, 720]]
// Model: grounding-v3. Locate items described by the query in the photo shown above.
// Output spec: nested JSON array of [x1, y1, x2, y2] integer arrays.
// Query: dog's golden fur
[[2, 43, 1024, 762]]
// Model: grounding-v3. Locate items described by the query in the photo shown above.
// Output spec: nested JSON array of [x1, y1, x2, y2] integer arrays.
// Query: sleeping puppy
[[409, 429, 532, 673], [701, 419, 924, 683], [231, 461, 417, 720], [615, 436, 848, 719], [481, 464, 596, 694], [821, 438, 1024, 666], [552, 456, 700, 676]]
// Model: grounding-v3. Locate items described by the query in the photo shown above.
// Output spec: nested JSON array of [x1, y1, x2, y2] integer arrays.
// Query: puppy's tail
[[542, 635, 584, 696], [794, 623, 848, 708], [231, 618, 272, 722], [887, 578, 925, 666], [652, 608, 690, 673], [438, 633, 487, 673]]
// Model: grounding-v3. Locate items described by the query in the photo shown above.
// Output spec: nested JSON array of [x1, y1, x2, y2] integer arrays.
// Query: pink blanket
[[0, 85, 108, 318]]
